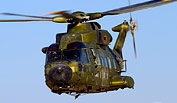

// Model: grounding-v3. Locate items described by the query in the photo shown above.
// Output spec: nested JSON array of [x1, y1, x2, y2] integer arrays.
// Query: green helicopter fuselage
[[42, 21, 134, 94]]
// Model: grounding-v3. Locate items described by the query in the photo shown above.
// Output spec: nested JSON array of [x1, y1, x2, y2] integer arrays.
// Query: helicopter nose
[[49, 64, 72, 83]]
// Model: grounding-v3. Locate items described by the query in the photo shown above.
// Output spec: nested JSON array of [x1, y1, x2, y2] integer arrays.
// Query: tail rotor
[[128, 0, 138, 58]]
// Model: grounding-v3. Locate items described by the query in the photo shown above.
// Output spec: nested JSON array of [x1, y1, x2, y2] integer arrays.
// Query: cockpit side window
[[82, 49, 89, 63], [46, 43, 61, 63]]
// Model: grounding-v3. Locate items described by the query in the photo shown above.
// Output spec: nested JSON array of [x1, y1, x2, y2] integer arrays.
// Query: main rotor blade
[[45, 10, 77, 19], [0, 19, 53, 22], [102, 0, 177, 15], [1, 13, 52, 19], [45, 10, 67, 15]]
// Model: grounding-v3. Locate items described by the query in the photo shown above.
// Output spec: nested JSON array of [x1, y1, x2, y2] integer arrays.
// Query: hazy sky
[[0, 0, 177, 103]]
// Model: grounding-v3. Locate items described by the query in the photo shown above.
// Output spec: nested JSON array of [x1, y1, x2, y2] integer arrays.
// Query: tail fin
[[112, 20, 129, 57]]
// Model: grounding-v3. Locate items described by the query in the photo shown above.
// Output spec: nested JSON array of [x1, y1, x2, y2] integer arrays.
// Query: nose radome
[[49, 64, 72, 83]]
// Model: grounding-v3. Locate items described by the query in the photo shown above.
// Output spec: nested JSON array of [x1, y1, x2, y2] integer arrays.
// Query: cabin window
[[107, 57, 112, 69], [100, 57, 105, 67], [97, 56, 101, 66], [113, 59, 117, 70], [104, 57, 108, 69], [82, 49, 89, 63]]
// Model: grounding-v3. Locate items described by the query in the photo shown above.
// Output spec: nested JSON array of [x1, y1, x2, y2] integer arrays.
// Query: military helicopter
[[0, 0, 177, 99]]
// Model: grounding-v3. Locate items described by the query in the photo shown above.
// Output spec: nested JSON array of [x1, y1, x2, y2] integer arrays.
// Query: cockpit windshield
[[63, 49, 81, 62], [46, 49, 82, 63], [47, 51, 62, 63]]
